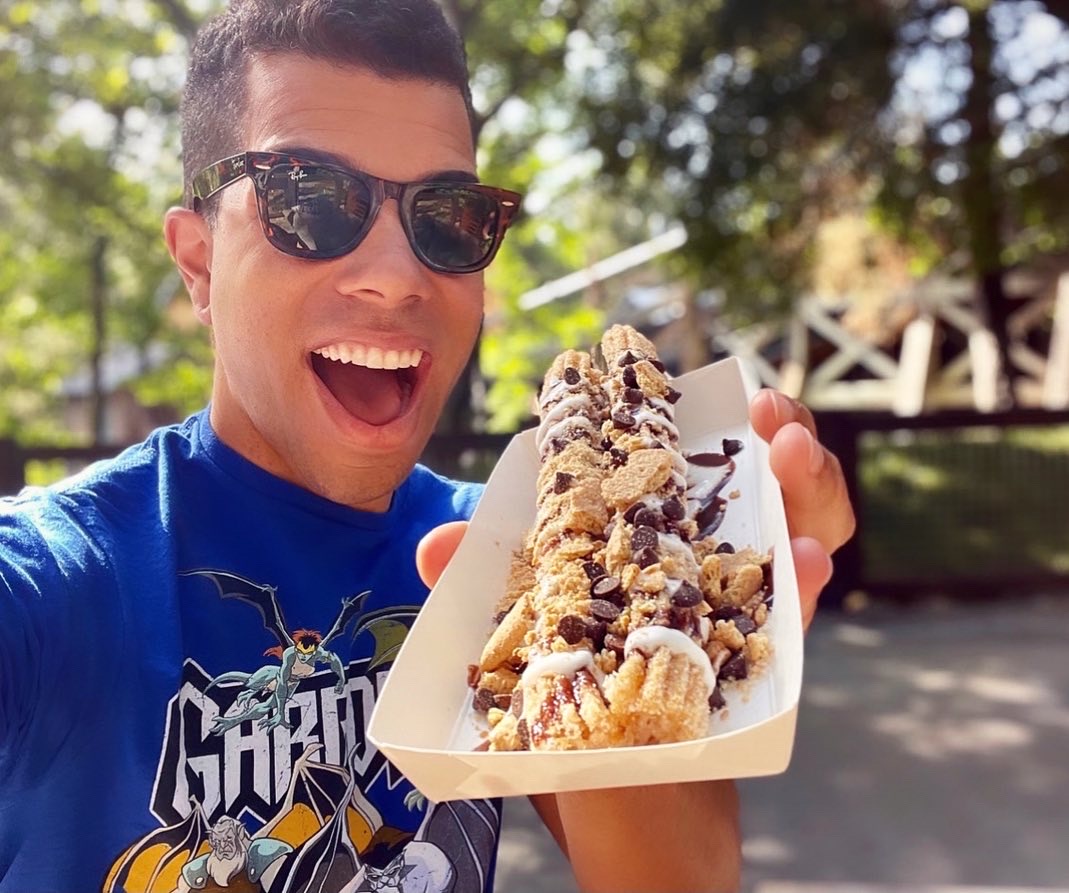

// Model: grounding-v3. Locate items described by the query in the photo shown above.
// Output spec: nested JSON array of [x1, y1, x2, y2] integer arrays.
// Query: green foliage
[[4, 0, 1068, 441], [862, 426, 1069, 579], [0, 0, 209, 444], [130, 349, 214, 418]]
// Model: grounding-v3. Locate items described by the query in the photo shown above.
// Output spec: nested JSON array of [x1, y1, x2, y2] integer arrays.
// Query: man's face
[[177, 55, 483, 510]]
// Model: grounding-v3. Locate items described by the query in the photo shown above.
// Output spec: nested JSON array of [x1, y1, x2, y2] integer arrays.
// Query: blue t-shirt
[[0, 411, 501, 892]]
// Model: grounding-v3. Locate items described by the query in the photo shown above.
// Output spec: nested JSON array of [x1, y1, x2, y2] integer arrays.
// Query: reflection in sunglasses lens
[[264, 166, 371, 255], [413, 187, 497, 269]]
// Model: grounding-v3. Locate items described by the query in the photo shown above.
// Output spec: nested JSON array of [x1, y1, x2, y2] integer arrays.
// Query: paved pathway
[[492, 593, 1069, 892]]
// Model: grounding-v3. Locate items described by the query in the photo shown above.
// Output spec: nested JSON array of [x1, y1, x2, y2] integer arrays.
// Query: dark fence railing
[[815, 407, 1069, 604], [5, 409, 1069, 603]]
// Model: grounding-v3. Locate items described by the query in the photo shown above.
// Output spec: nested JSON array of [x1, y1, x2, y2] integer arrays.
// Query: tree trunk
[[438, 333, 482, 436], [89, 234, 108, 445], [679, 287, 711, 373], [961, 3, 1017, 406]]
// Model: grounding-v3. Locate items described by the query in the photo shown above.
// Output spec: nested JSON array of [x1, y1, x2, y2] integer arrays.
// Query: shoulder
[[0, 415, 203, 582]]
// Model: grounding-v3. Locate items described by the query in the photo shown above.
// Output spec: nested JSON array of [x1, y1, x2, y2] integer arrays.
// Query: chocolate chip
[[590, 599, 622, 622], [662, 495, 686, 521], [510, 689, 524, 716], [564, 366, 580, 385], [652, 359, 667, 372], [553, 471, 575, 494], [583, 561, 607, 581], [671, 580, 703, 607], [550, 437, 565, 454], [708, 685, 726, 711], [492, 609, 509, 624], [466, 664, 480, 688], [473, 688, 497, 713], [630, 526, 659, 550], [586, 620, 608, 648], [601, 437, 613, 450], [722, 437, 743, 456], [612, 409, 636, 429], [666, 387, 682, 404], [591, 575, 621, 599], [623, 387, 644, 405], [715, 542, 735, 554], [623, 502, 645, 524], [634, 507, 664, 531], [558, 614, 589, 645], [622, 365, 639, 388], [618, 351, 638, 366], [610, 447, 629, 467], [604, 633, 626, 658], [733, 615, 758, 636], [635, 546, 660, 568], [720, 652, 748, 680], [713, 605, 744, 622], [517, 718, 531, 749], [493, 693, 512, 710]]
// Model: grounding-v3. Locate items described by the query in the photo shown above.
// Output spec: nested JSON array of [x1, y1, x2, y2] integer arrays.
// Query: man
[[0, 1, 853, 891]]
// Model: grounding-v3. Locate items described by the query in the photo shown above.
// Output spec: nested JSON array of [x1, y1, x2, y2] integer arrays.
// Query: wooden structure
[[709, 270, 1069, 417]]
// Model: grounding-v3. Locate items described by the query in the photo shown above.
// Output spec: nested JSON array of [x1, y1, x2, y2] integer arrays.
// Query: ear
[[164, 207, 214, 326]]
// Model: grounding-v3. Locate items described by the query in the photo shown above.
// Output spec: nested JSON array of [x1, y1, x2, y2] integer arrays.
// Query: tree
[[566, 0, 1069, 395], [0, 0, 210, 444]]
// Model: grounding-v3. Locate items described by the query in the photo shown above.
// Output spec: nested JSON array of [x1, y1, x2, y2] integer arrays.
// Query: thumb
[[415, 521, 469, 588]]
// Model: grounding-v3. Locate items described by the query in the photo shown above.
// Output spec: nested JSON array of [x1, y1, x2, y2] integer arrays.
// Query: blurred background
[[2, 1, 1069, 890]]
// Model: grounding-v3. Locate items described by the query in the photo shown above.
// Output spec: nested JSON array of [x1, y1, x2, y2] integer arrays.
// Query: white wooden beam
[[893, 315, 935, 416], [1042, 272, 1069, 409]]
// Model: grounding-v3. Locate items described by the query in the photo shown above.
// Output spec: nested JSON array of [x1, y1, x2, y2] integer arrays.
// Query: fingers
[[415, 520, 469, 589], [750, 389, 855, 554], [750, 389, 818, 443], [791, 536, 833, 632]]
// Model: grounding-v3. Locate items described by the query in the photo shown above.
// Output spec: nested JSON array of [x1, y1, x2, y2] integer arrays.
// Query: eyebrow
[[267, 145, 479, 184]]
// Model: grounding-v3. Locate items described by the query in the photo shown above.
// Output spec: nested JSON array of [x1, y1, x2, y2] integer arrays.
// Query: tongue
[[315, 357, 406, 426]]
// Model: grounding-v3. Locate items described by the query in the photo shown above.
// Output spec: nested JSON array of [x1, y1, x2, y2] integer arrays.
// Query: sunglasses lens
[[410, 186, 502, 271], [263, 166, 372, 257]]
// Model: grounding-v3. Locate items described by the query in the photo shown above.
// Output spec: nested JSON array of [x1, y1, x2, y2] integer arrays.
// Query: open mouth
[[311, 343, 424, 427]]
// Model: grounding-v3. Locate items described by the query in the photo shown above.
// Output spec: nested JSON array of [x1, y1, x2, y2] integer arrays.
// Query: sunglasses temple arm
[[189, 154, 253, 211]]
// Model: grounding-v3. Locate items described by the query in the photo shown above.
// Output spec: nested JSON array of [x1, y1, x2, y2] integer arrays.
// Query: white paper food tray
[[368, 357, 803, 802]]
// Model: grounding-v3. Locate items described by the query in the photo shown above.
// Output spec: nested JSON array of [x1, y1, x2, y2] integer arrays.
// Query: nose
[[331, 197, 430, 303]]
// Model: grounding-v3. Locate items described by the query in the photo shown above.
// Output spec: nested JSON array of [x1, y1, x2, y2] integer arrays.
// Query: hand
[[749, 388, 856, 629], [416, 521, 469, 589]]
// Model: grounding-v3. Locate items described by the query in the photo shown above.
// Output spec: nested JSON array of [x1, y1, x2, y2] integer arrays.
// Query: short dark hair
[[181, 0, 476, 212]]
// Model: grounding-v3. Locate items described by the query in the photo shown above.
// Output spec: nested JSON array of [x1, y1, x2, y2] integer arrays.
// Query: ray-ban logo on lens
[[289, 168, 307, 181]]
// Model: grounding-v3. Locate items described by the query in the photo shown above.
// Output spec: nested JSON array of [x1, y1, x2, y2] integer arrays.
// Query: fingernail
[[771, 391, 793, 426], [807, 432, 825, 476]]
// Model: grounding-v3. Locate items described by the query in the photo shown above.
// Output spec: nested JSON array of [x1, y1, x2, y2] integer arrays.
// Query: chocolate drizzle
[[684, 452, 738, 538]]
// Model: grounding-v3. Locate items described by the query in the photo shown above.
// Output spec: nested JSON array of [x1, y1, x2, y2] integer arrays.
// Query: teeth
[[313, 345, 424, 370]]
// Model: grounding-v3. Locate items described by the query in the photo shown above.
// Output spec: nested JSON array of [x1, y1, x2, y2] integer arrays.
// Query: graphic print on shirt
[[103, 569, 500, 893]]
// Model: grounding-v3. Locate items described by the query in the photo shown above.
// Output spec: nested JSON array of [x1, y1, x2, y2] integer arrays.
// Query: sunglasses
[[190, 151, 523, 273]]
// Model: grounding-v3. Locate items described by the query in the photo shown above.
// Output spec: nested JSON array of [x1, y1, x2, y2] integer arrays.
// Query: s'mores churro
[[468, 325, 774, 751]]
